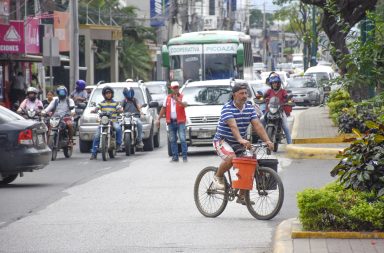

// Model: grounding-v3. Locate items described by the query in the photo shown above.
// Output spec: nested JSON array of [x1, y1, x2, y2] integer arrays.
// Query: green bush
[[297, 182, 384, 231]]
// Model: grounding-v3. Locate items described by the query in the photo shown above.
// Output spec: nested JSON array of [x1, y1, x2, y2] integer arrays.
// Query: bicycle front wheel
[[245, 166, 284, 220], [193, 166, 228, 218]]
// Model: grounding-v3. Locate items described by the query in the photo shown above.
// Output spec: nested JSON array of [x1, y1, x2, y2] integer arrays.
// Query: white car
[[78, 81, 160, 153], [167, 79, 258, 156]]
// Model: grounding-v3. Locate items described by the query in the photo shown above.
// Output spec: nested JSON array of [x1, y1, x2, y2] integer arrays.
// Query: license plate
[[294, 97, 304, 102], [37, 134, 44, 145], [198, 132, 212, 138]]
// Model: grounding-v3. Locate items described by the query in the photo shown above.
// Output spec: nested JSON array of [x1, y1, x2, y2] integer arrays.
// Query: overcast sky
[[250, 0, 281, 13]]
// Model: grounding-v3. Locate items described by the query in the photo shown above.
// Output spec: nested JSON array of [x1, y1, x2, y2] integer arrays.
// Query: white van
[[304, 65, 336, 82]]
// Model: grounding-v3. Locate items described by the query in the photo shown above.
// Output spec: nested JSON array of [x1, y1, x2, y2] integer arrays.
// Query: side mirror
[[323, 86, 331, 92], [69, 106, 75, 110], [90, 102, 96, 107], [161, 45, 170, 68], [77, 102, 87, 109], [287, 94, 294, 100], [149, 101, 159, 108], [141, 103, 148, 108], [257, 90, 263, 96], [38, 106, 43, 110], [236, 44, 244, 66]]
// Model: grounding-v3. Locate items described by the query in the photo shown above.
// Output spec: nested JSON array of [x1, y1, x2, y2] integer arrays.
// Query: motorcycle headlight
[[270, 107, 278, 114], [124, 117, 132, 124], [101, 116, 109, 125], [50, 118, 60, 128], [28, 111, 36, 118]]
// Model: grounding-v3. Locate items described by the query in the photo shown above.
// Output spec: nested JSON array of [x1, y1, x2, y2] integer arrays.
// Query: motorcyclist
[[122, 87, 144, 149], [90, 86, 123, 160], [262, 74, 292, 144], [17, 87, 44, 115], [43, 86, 76, 145], [70, 79, 88, 105]]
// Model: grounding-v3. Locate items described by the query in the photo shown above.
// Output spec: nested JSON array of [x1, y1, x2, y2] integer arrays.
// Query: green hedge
[[297, 182, 384, 231]]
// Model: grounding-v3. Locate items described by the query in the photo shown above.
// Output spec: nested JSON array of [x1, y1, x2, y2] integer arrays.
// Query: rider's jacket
[[122, 98, 140, 115], [44, 97, 75, 117], [164, 94, 186, 124], [19, 99, 43, 112], [97, 99, 120, 122], [70, 90, 88, 104], [264, 88, 291, 115]]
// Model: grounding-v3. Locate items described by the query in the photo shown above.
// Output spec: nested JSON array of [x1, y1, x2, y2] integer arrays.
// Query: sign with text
[[203, 17, 217, 30], [0, 21, 24, 53], [169, 45, 202, 56], [150, 0, 169, 27], [203, 43, 238, 54]]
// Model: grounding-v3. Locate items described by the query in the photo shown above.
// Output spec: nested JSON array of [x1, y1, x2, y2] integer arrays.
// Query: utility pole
[[310, 6, 317, 67], [262, 0, 267, 67], [70, 0, 79, 93]]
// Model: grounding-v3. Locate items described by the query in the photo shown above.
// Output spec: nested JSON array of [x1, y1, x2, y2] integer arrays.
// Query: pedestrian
[[11, 72, 27, 105], [156, 81, 188, 162]]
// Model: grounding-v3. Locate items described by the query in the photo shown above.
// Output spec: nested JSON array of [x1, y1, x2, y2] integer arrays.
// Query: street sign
[[42, 37, 60, 66]]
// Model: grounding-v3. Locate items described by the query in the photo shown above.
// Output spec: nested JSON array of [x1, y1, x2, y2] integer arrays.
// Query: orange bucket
[[231, 157, 257, 190]]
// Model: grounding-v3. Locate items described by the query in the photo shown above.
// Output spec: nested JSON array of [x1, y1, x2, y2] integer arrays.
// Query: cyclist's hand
[[266, 141, 274, 151], [239, 139, 251, 149]]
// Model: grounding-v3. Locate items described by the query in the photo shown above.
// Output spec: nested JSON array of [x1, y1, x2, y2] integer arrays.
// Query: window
[[209, 0, 215, 15]]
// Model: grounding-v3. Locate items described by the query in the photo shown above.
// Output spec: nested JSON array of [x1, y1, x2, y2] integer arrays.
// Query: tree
[[249, 9, 274, 28], [300, 0, 378, 73]]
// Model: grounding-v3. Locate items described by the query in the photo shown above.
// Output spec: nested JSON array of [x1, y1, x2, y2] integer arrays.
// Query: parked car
[[144, 81, 167, 112], [78, 81, 160, 153], [286, 77, 324, 106], [0, 106, 51, 185]]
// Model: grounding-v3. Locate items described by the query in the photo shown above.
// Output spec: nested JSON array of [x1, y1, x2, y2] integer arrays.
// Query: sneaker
[[171, 157, 179, 162], [236, 196, 255, 205], [182, 157, 188, 162], [213, 175, 225, 190], [90, 154, 97, 160], [136, 141, 144, 149]]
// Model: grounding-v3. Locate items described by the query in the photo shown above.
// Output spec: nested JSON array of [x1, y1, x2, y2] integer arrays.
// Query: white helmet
[[26, 87, 38, 94]]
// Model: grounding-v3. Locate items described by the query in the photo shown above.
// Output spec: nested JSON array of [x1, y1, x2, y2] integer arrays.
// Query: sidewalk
[[274, 106, 384, 253], [287, 107, 350, 159]]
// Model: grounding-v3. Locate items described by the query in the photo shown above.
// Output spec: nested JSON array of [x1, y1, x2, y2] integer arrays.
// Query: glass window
[[171, 55, 202, 84], [0, 106, 24, 124], [204, 54, 235, 80], [287, 79, 317, 88], [182, 86, 232, 106]]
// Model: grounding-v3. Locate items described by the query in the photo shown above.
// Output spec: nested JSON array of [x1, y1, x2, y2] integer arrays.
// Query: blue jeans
[[134, 118, 143, 142], [261, 112, 292, 144], [168, 121, 188, 159], [92, 122, 122, 155]]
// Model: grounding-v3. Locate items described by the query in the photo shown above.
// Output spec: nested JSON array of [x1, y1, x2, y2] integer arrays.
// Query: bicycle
[[193, 143, 284, 220]]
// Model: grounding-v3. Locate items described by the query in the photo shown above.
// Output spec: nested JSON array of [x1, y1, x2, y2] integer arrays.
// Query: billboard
[[150, 0, 169, 27], [54, 11, 70, 52], [0, 21, 24, 54], [0, 0, 10, 24], [25, 18, 40, 54]]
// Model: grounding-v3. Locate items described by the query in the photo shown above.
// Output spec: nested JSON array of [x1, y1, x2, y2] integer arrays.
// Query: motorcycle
[[48, 115, 73, 160], [97, 111, 117, 161], [18, 107, 48, 132], [256, 93, 295, 152], [120, 112, 140, 156], [73, 102, 86, 136]]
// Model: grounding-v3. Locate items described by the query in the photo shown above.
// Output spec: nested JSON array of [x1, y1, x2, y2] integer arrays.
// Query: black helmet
[[102, 86, 114, 98]]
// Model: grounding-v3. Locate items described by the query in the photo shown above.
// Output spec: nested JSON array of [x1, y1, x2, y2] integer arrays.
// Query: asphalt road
[[0, 111, 339, 252]]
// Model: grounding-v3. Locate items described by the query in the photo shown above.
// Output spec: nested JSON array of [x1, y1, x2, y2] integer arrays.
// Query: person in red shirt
[[156, 81, 188, 162], [263, 74, 292, 144]]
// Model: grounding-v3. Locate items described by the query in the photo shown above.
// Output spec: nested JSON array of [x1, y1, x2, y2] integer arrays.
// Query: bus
[[161, 31, 253, 85]]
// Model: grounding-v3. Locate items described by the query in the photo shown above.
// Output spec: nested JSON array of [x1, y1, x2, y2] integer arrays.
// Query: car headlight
[[50, 118, 60, 128], [101, 116, 109, 125], [270, 107, 278, 114]]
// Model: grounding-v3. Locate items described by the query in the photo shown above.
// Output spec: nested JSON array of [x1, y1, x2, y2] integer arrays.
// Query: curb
[[273, 218, 295, 253], [285, 144, 343, 160]]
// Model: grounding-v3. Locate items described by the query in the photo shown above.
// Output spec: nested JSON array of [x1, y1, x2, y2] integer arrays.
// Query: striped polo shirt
[[97, 100, 120, 121], [213, 100, 258, 144]]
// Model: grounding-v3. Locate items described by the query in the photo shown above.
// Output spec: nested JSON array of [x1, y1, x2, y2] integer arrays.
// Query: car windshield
[[182, 86, 232, 106], [89, 87, 145, 106], [0, 106, 24, 124], [304, 72, 329, 83], [146, 85, 166, 94], [287, 79, 317, 88]]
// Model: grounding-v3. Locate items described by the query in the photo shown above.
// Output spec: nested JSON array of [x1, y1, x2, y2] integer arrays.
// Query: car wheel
[[79, 140, 92, 153], [0, 174, 18, 185], [143, 125, 154, 151]]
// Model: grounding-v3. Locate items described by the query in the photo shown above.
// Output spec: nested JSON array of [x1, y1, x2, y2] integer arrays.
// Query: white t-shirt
[[162, 95, 185, 120]]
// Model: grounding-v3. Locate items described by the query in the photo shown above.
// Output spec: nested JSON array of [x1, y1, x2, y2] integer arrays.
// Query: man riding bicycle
[[212, 82, 274, 204]]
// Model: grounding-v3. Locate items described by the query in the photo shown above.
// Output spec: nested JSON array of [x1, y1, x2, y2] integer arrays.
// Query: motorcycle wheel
[[124, 133, 131, 156], [48, 135, 58, 161], [109, 145, 116, 159], [101, 135, 108, 161], [266, 127, 278, 152], [63, 145, 73, 158]]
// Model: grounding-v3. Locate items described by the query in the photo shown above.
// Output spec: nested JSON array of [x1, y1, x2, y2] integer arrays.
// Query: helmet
[[56, 86, 68, 99], [123, 87, 135, 99], [26, 87, 38, 95], [269, 75, 282, 90], [102, 86, 114, 98], [76, 79, 86, 91]]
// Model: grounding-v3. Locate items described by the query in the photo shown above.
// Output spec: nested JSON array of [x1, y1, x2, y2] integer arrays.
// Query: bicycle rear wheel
[[193, 166, 228, 218], [245, 166, 284, 220]]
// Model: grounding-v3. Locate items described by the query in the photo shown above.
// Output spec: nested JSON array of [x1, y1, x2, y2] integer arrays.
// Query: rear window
[[0, 106, 24, 124], [89, 87, 145, 106]]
